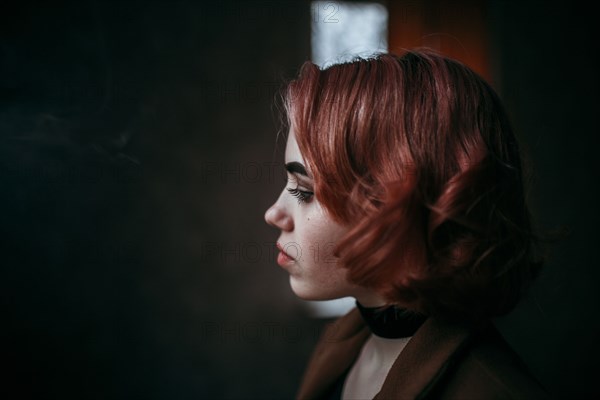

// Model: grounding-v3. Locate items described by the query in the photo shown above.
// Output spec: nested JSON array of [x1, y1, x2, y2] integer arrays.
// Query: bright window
[[311, 1, 388, 68]]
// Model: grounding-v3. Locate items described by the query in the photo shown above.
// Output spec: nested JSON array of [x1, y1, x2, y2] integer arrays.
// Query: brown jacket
[[297, 307, 549, 400]]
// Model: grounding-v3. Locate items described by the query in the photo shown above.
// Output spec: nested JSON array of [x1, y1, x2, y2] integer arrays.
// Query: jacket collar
[[297, 307, 487, 400], [296, 308, 370, 400], [376, 315, 485, 399]]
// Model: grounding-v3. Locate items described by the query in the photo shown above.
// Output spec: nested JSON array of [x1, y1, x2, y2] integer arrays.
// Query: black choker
[[355, 301, 428, 339]]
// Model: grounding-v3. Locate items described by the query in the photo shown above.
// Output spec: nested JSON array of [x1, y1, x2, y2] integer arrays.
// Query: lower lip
[[277, 251, 294, 266]]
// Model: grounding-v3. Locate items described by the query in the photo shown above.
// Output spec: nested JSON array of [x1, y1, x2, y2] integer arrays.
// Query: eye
[[287, 187, 314, 204]]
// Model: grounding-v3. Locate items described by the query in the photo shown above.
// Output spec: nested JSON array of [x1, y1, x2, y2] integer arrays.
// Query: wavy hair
[[283, 49, 546, 321]]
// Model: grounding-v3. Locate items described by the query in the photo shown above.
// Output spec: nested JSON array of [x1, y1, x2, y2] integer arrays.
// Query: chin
[[289, 276, 346, 301]]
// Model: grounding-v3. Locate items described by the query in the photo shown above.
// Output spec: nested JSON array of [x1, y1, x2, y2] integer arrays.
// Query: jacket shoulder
[[433, 323, 550, 399]]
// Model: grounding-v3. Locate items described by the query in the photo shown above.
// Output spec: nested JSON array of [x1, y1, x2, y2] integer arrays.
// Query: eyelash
[[287, 187, 314, 204]]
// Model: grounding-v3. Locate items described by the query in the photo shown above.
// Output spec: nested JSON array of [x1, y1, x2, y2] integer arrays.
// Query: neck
[[367, 334, 411, 364], [353, 293, 387, 308]]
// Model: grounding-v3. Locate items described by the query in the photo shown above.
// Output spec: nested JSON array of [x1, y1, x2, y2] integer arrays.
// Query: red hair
[[284, 49, 543, 321]]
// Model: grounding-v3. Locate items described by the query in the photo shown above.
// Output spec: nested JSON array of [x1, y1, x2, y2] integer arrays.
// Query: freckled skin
[[264, 130, 384, 306]]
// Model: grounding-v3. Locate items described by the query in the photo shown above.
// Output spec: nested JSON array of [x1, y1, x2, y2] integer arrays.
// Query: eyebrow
[[285, 161, 311, 178]]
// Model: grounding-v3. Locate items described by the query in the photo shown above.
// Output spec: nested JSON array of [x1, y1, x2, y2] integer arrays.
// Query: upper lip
[[276, 242, 294, 259]]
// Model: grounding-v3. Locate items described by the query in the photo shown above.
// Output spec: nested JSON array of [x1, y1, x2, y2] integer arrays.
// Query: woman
[[264, 49, 549, 399]]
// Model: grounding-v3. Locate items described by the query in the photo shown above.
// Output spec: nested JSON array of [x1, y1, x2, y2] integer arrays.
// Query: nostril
[[280, 214, 294, 232]]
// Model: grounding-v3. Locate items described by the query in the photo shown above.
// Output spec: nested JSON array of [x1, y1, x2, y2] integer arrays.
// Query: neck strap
[[355, 301, 428, 339]]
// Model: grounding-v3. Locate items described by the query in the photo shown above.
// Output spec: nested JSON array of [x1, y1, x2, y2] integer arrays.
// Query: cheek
[[299, 231, 344, 269], [312, 241, 339, 267], [293, 242, 349, 293], [296, 204, 349, 269]]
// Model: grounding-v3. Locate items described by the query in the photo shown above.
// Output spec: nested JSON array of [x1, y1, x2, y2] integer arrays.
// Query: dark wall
[[1, 1, 324, 399], [488, 0, 599, 397], [1, 0, 598, 399]]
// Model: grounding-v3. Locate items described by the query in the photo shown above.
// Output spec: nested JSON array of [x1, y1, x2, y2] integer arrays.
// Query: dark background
[[0, 0, 597, 399]]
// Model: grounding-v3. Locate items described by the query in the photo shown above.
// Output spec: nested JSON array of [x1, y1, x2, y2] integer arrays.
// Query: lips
[[276, 242, 295, 266]]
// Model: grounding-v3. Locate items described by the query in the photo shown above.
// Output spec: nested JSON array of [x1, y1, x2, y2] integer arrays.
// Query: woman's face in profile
[[264, 129, 380, 303]]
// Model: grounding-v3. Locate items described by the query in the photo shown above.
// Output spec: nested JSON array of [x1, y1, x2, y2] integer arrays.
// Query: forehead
[[284, 129, 301, 162]]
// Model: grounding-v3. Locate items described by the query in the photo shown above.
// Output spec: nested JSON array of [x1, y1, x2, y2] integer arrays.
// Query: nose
[[264, 202, 293, 231]]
